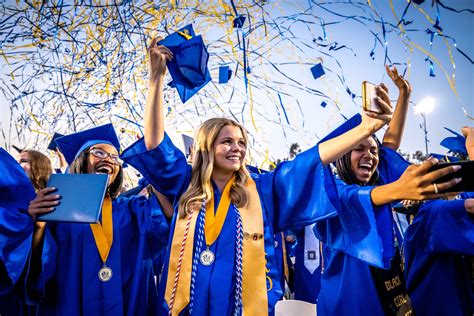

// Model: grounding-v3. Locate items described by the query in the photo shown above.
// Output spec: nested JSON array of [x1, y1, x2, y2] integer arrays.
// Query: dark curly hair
[[68, 148, 123, 198]]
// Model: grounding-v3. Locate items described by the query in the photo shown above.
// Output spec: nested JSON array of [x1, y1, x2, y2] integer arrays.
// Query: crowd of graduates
[[0, 31, 473, 316]]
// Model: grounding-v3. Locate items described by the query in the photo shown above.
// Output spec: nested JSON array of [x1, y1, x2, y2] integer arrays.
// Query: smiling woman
[[122, 37, 408, 316], [69, 143, 123, 198]]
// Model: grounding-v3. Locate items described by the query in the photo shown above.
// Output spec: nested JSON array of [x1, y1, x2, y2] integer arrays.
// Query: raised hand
[[148, 37, 173, 84], [461, 126, 474, 160], [385, 65, 412, 94]]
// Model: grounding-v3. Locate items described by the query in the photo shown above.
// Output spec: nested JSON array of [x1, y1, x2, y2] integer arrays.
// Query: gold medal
[[98, 265, 113, 282]]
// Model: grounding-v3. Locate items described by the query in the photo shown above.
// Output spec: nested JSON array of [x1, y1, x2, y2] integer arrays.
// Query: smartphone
[[427, 160, 474, 193], [362, 81, 382, 113]]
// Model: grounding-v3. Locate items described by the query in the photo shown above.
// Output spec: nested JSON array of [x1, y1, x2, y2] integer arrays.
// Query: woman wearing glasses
[[13, 123, 172, 316]]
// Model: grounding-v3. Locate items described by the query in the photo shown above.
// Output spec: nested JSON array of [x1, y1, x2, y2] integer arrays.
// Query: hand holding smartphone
[[362, 81, 383, 114], [428, 160, 474, 193]]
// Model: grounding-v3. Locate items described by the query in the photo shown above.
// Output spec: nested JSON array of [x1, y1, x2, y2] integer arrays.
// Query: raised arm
[[382, 65, 412, 151], [461, 126, 474, 160], [144, 37, 173, 150], [319, 84, 393, 165]]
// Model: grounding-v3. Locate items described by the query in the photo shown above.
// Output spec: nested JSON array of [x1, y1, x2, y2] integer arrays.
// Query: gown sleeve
[[315, 182, 394, 269], [255, 144, 341, 233], [0, 208, 34, 294], [405, 199, 474, 255], [313, 146, 411, 269], [377, 146, 410, 184], [121, 133, 191, 205], [123, 194, 170, 257]]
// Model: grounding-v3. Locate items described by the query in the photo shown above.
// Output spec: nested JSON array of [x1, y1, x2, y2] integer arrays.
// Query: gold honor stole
[[90, 195, 113, 264], [165, 177, 268, 315]]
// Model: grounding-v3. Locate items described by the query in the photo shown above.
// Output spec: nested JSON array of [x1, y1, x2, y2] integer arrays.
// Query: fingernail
[[54, 195, 61, 198], [50, 207, 55, 211], [431, 158, 439, 164], [452, 165, 462, 171], [455, 177, 462, 184]]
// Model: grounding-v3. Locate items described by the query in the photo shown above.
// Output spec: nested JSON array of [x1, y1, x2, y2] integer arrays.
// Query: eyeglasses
[[88, 148, 122, 165]]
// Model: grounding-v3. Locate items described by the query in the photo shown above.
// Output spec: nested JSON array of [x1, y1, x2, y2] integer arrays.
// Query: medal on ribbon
[[90, 195, 113, 282], [201, 176, 235, 265]]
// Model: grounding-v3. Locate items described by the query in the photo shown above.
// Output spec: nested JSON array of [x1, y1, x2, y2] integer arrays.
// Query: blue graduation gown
[[293, 227, 321, 304], [30, 195, 169, 315], [404, 198, 474, 315], [122, 133, 340, 316], [1, 144, 170, 315], [314, 147, 410, 315], [0, 148, 38, 316]]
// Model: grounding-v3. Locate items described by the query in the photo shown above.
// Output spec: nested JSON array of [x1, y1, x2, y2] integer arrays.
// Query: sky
[[0, 0, 472, 169]]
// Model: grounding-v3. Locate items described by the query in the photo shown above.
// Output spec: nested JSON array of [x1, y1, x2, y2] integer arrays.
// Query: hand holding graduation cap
[[148, 37, 173, 84]]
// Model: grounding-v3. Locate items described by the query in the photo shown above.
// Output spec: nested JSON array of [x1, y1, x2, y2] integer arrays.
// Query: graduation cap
[[181, 134, 194, 159], [440, 127, 467, 156], [310, 63, 325, 80], [0, 147, 35, 209], [246, 165, 268, 174], [233, 15, 246, 28], [12, 144, 23, 153], [218, 65, 233, 84], [55, 124, 120, 165], [318, 114, 362, 144], [47, 132, 65, 151], [429, 153, 460, 162], [159, 24, 212, 103]]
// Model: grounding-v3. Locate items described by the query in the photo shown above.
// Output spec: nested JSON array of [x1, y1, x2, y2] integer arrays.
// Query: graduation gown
[[314, 147, 410, 315], [293, 225, 321, 304], [1, 144, 170, 316], [404, 196, 474, 315], [122, 133, 340, 316]]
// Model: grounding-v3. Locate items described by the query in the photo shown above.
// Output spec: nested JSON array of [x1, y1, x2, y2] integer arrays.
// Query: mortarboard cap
[[219, 65, 233, 84], [233, 15, 246, 28], [182, 134, 194, 158], [55, 124, 120, 165], [12, 144, 23, 153], [311, 63, 325, 79], [429, 153, 460, 162], [440, 127, 467, 156], [159, 24, 212, 103], [0, 147, 35, 209], [47, 132, 65, 151], [246, 165, 268, 174], [318, 114, 362, 144]]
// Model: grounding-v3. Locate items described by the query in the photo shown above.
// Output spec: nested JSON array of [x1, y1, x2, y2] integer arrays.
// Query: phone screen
[[362, 81, 381, 113], [427, 160, 474, 193]]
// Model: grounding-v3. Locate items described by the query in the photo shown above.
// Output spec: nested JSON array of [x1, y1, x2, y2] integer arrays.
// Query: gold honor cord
[[90, 195, 114, 282]]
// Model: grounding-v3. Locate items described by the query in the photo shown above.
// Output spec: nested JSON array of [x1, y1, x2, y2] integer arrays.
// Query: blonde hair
[[178, 118, 250, 217]]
